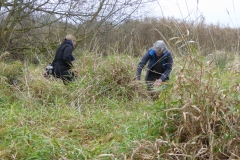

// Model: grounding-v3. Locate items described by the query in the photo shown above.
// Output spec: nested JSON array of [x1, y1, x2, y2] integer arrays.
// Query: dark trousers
[[53, 69, 75, 85], [145, 72, 169, 91], [145, 73, 160, 91]]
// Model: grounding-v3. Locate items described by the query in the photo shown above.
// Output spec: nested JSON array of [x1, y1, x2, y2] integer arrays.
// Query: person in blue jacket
[[137, 40, 173, 90], [51, 34, 77, 85]]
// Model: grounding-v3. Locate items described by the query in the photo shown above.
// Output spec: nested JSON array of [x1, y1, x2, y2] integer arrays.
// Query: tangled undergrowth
[[0, 50, 239, 159], [130, 51, 240, 159]]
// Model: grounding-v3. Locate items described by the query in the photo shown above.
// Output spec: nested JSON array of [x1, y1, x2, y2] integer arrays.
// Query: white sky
[[142, 0, 240, 28]]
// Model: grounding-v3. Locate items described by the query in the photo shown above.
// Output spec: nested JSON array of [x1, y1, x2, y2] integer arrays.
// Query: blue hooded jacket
[[137, 48, 173, 81]]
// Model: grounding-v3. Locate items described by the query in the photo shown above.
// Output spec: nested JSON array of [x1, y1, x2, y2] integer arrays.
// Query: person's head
[[152, 40, 167, 56], [65, 34, 76, 47]]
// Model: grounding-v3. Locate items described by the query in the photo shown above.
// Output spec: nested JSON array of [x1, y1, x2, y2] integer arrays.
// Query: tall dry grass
[[83, 17, 239, 57], [130, 49, 240, 159], [1, 14, 240, 159], [1, 44, 239, 159]]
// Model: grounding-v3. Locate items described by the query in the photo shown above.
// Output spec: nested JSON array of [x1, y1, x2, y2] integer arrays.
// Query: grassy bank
[[0, 49, 240, 159]]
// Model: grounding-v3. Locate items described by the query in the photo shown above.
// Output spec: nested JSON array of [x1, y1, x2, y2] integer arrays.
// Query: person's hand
[[154, 79, 162, 87]]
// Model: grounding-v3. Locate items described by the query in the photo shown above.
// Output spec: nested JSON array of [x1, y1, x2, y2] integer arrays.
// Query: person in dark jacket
[[51, 34, 76, 85], [137, 40, 173, 90]]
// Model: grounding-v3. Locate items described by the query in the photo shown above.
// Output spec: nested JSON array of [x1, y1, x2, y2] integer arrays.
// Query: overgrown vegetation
[[131, 50, 240, 159], [1, 1, 240, 159], [1, 43, 239, 159]]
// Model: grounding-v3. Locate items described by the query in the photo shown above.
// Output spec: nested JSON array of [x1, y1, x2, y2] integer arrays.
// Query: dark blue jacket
[[51, 40, 75, 72], [137, 48, 173, 81]]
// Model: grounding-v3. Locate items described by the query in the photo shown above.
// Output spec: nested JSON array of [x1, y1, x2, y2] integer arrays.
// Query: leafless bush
[[0, 0, 148, 58]]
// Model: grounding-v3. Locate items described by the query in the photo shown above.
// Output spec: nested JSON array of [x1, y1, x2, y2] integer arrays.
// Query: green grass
[[0, 95, 162, 159], [0, 51, 239, 159]]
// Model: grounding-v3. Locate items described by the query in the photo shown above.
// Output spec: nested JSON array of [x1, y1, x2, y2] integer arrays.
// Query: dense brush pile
[[88, 55, 137, 100]]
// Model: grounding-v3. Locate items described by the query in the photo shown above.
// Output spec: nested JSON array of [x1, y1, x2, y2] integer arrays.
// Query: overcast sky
[[142, 0, 240, 28]]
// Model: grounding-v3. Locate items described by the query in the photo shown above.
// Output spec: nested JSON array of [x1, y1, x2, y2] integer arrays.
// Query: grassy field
[[0, 49, 240, 159]]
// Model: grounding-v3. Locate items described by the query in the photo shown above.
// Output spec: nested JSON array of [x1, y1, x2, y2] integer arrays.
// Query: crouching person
[[137, 40, 173, 91], [51, 34, 77, 85]]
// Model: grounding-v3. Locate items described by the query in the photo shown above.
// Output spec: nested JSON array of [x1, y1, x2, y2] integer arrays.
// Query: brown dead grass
[[130, 52, 240, 159]]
